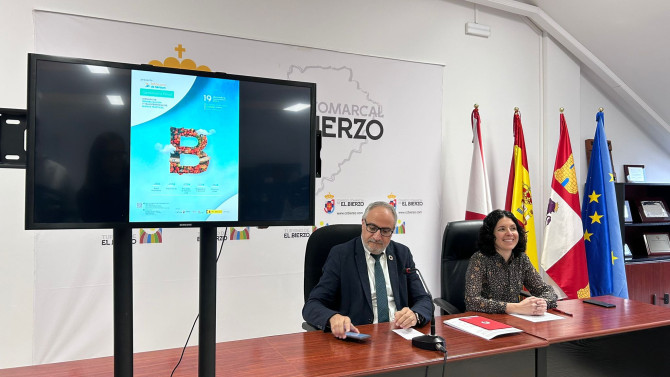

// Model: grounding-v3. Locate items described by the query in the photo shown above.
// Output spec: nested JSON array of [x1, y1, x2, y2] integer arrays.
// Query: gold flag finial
[[474, 103, 479, 109], [514, 107, 519, 113], [599, 107, 604, 112], [560, 107, 564, 113]]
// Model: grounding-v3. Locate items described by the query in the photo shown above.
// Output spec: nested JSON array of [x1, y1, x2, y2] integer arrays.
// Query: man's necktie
[[372, 253, 389, 322]]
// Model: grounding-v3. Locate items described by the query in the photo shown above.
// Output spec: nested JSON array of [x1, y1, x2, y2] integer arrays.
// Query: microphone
[[405, 267, 446, 353]]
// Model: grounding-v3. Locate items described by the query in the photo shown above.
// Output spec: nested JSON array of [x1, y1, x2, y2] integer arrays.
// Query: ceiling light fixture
[[87, 65, 110, 74], [107, 95, 124, 106], [284, 103, 310, 112]]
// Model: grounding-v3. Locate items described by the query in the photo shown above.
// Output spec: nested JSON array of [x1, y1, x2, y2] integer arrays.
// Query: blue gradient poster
[[129, 70, 239, 223]]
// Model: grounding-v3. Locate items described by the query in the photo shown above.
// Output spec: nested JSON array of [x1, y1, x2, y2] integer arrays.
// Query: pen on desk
[[552, 308, 573, 317]]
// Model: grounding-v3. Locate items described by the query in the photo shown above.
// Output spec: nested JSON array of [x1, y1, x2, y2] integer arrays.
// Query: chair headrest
[[306, 224, 361, 249], [441, 220, 482, 261]]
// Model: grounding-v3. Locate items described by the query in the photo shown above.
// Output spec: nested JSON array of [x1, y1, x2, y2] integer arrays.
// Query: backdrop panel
[[33, 10, 443, 364]]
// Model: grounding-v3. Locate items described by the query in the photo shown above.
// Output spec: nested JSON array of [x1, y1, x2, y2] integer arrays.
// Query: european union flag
[[582, 111, 628, 298]]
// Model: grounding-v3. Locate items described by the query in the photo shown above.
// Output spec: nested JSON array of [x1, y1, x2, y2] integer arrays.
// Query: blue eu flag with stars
[[582, 111, 628, 298]]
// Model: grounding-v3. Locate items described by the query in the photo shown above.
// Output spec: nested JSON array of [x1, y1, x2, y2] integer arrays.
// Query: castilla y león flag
[[540, 113, 590, 299]]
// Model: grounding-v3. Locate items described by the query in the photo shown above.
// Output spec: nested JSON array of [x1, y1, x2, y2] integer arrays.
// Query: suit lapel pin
[[388, 255, 393, 260]]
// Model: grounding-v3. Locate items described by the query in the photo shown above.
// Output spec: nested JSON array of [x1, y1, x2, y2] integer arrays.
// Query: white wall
[[578, 71, 670, 183], [441, 4, 543, 222], [541, 33, 581, 206], [1, 0, 669, 369]]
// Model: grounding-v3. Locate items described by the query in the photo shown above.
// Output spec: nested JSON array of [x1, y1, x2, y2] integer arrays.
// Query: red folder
[[459, 316, 511, 330]]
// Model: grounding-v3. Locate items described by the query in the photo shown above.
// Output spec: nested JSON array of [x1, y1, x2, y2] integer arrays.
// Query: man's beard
[[364, 238, 385, 254]]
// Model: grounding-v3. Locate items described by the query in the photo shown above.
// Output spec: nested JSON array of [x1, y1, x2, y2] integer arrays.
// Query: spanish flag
[[505, 109, 538, 270]]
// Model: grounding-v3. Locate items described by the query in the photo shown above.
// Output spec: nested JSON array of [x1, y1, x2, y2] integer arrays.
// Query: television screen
[[26, 54, 316, 229]]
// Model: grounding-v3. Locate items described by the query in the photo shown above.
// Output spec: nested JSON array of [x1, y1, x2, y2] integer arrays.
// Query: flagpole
[[472, 103, 478, 143]]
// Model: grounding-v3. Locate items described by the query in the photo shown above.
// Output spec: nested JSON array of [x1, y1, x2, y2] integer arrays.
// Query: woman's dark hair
[[478, 209, 527, 257]]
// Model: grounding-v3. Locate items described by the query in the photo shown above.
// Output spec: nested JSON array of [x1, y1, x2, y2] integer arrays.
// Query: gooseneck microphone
[[405, 268, 446, 353]]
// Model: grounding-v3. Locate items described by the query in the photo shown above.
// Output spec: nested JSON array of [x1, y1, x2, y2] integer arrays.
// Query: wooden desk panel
[[268, 319, 544, 376], [11, 296, 665, 377], [0, 357, 115, 377], [0, 338, 297, 377], [487, 295, 670, 343], [212, 339, 299, 377], [484, 296, 670, 377], [0, 319, 544, 377]]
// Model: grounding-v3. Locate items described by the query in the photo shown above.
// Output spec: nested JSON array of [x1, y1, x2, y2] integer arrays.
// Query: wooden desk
[[4, 297, 666, 376], [488, 295, 670, 377], [0, 318, 544, 377], [270, 319, 544, 377]]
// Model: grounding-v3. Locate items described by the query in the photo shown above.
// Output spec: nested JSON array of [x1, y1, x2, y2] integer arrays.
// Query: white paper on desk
[[510, 312, 565, 322], [393, 328, 424, 340]]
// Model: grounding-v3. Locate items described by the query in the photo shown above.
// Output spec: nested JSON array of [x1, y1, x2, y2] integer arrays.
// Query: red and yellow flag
[[505, 110, 538, 270], [540, 112, 590, 299]]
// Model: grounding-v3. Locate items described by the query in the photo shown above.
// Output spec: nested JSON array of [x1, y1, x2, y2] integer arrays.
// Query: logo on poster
[[396, 197, 424, 215], [324, 193, 336, 214], [388, 193, 397, 208], [335, 198, 365, 216], [139, 228, 163, 244], [283, 227, 313, 239], [101, 233, 138, 245], [395, 221, 407, 234], [229, 227, 250, 240]]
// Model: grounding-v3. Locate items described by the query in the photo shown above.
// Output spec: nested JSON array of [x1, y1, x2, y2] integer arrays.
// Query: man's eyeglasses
[[364, 220, 394, 237]]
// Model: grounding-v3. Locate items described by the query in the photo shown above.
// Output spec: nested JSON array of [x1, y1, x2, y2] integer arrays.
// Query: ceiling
[[474, 0, 670, 150]]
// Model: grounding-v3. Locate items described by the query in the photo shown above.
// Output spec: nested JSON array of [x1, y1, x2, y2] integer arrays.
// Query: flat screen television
[[26, 53, 317, 229]]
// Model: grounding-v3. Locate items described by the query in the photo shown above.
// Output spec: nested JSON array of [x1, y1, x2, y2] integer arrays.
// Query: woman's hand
[[506, 297, 547, 316]]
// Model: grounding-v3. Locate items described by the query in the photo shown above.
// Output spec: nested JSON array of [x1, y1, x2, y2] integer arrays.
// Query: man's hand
[[393, 307, 418, 329], [329, 314, 359, 339]]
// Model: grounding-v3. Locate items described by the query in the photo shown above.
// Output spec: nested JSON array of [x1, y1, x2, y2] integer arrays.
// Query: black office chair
[[433, 220, 483, 315], [302, 224, 361, 331]]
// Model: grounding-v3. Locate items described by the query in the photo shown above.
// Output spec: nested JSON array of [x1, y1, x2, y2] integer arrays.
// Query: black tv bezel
[[26, 53, 317, 230]]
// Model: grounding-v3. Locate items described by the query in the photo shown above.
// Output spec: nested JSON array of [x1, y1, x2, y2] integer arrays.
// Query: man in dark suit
[[302, 201, 433, 339]]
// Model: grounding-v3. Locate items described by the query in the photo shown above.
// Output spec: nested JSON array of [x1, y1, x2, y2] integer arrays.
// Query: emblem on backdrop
[[324, 193, 336, 214], [139, 228, 163, 244], [149, 44, 211, 72]]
